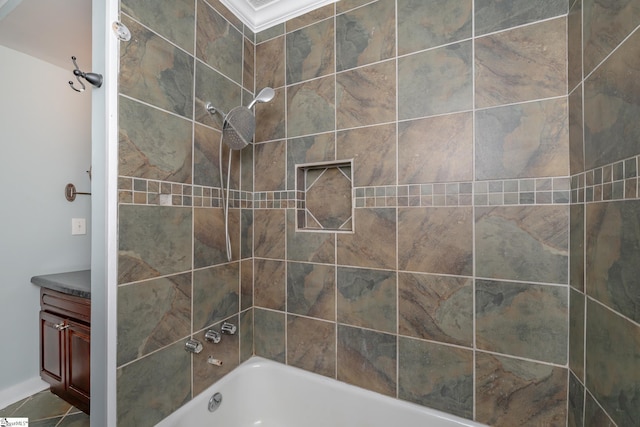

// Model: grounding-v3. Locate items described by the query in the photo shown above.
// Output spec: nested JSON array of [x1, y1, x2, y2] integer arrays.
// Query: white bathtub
[[156, 357, 485, 427]]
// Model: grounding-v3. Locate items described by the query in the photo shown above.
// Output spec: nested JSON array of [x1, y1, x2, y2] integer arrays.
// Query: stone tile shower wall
[[111, 0, 640, 426], [115, 0, 256, 425], [251, 0, 573, 425], [567, 1, 640, 426]]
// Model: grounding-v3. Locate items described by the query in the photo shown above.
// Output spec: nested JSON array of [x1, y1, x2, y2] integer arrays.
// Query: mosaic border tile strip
[[355, 177, 571, 208], [571, 155, 640, 204], [119, 176, 576, 209], [118, 177, 254, 208]]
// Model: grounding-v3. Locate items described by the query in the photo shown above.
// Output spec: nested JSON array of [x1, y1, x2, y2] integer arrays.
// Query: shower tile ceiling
[[220, 0, 337, 32]]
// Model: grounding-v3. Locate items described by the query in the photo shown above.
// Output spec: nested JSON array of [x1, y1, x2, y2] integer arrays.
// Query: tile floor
[[0, 389, 90, 426]]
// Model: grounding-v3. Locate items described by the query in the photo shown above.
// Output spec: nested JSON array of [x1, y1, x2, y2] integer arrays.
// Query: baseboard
[[0, 376, 49, 411]]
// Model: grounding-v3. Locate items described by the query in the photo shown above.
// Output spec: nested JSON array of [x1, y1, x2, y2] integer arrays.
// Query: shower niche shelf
[[296, 160, 353, 233]]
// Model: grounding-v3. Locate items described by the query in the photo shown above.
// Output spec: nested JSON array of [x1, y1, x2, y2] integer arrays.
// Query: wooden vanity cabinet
[[39, 288, 90, 414]]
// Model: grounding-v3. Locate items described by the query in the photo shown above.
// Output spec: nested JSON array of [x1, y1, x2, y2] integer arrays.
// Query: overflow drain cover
[[208, 392, 222, 412]]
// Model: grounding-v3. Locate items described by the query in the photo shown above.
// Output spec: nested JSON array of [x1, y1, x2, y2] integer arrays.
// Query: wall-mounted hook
[[69, 56, 103, 93]]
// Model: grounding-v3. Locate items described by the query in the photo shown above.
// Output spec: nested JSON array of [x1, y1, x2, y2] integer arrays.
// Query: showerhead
[[222, 106, 255, 150], [247, 87, 275, 110]]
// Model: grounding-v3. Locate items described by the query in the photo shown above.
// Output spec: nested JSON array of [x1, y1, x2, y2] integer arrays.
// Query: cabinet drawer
[[41, 288, 90, 323]]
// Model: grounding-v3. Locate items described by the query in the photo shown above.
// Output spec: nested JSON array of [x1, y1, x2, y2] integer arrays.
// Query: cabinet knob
[[54, 322, 70, 331]]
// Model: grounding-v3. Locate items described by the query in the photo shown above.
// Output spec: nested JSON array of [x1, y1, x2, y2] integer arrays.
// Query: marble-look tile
[[194, 207, 230, 267], [118, 205, 192, 284], [3, 391, 71, 421], [196, 0, 243, 84], [475, 206, 569, 284], [398, 273, 472, 347], [475, 18, 567, 108], [398, 207, 473, 276], [193, 263, 240, 330], [570, 204, 584, 291], [475, 0, 568, 36], [568, 372, 585, 427], [397, 0, 471, 55], [256, 36, 285, 90], [119, 16, 194, 118], [117, 273, 191, 365], [287, 132, 335, 190], [398, 112, 473, 184], [240, 309, 254, 362], [586, 200, 640, 323], [288, 262, 335, 321], [254, 308, 286, 363], [206, 0, 243, 30], [398, 338, 473, 419], [194, 123, 222, 188], [337, 325, 397, 397], [476, 352, 567, 426], [287, 4, 334, 32], [240, 145, 254, 193], [243, 37, 255, 92], [336, 60, 396, 129], [253, 209, 286, 259], [194, 60, 242, 129], [569, 85, 585, 175], [584, 29, 640, 170], [193, 315, 240, 396], [337, 266, 396, 333], [476, 280, 568, 364], [119, 98, 193, 183], [254, 140, 286, 191], [241, 258, 253, 310], [56, 412, 91, 427], [336, 0, 371, 13], [398, 41, 472, 120], [336, 0, 395, 71], [568, 0, 583, 92], [570, 288, 586, 381], [117, 341, 191, 427], [286, 18, 334, 84], [336, 123, 396, 187], [584, 391, 615, 427], [255, 88, 286, 143], [256, 23, 284, 44], [286, 210, 336, 264], [475, 98, 569, 180], [586, 299, 640, 426], [306, 166, 352, 230], [287, 76, 335, 138], [121, 0, 195, 54], [287, 315, 336, 378], [337, 208, 396, 270], [254, 259, 286, 310], [240, 209, 253, 260], [583, 0, 640, 75]]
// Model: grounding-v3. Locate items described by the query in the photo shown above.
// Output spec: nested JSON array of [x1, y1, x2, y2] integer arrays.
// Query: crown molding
[[218, 0, 337, 33]]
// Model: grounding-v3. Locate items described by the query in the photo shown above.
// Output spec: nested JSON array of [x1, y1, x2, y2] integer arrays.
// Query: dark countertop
[[31, 270, 91, 299]]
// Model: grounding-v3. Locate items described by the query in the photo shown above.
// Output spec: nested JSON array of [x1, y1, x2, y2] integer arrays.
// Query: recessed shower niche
[[296, 161, 354, 232]]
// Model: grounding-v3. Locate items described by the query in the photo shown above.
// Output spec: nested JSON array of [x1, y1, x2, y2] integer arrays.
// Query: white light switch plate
[[72, 218, 87, 235]]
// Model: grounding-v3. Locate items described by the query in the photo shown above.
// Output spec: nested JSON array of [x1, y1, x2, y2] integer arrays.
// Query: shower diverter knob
[[221, 322, 237, 335]]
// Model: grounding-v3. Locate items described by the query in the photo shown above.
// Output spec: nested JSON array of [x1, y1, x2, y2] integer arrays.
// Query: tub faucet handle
[[221, 322, 236, 335], [204, 329, 221, 343], [185, 339, 203, 354]]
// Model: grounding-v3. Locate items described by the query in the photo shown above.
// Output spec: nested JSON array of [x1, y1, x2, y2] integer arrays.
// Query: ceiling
[[0, 0, 91, 70], [0, 0, 334, 70]]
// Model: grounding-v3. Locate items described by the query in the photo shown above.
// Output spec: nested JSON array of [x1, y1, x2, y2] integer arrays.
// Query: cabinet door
[[40, 311, 64, 392], [67, 319, 90, 410]]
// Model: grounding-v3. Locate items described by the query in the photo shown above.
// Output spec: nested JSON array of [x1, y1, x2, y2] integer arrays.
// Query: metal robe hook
[[69, 56, 103, 93]]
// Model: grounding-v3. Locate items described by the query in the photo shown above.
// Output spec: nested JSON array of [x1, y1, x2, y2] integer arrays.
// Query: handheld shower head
[[247, 87, 275, 110]]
